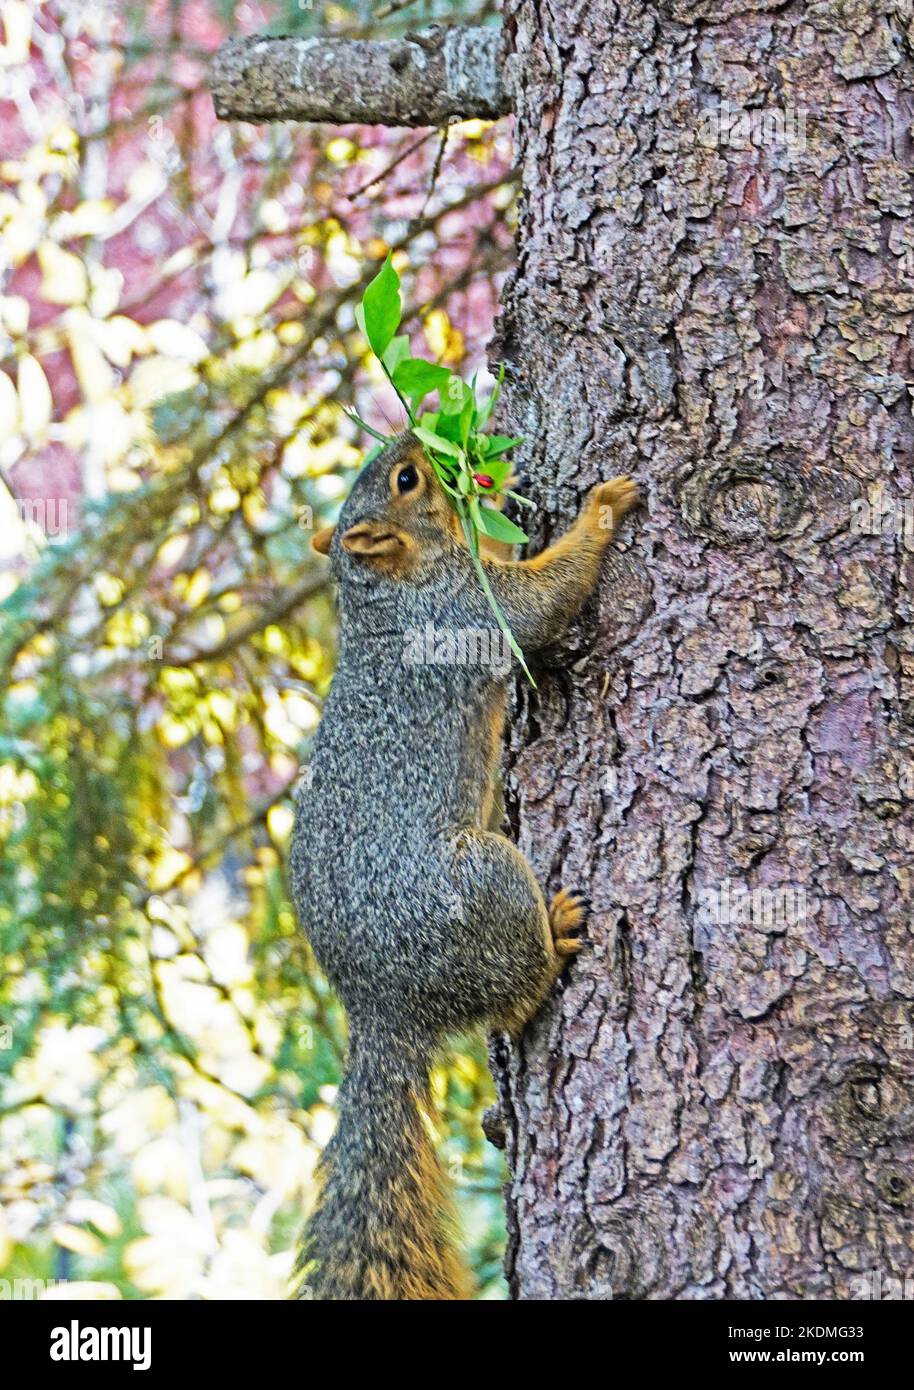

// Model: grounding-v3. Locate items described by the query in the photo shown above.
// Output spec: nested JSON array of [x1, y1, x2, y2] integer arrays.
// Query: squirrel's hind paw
[[549, 888, 588, 957]]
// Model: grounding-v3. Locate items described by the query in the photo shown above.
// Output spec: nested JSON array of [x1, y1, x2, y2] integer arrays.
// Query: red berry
[[473, 473, 494, 489]]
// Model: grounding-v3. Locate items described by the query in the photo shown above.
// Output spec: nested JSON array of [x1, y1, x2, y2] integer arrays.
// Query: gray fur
[[289, 431, 632, 1298]]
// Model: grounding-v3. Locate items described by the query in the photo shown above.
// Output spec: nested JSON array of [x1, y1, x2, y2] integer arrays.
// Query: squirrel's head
[[311, 431, 459, 586]]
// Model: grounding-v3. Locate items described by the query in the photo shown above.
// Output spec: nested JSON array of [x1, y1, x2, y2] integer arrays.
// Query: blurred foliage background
[[0, 0, 516, 1299]]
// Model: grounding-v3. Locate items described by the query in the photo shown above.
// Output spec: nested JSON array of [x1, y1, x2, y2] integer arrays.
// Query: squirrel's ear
[[311, 526, 335, 555]]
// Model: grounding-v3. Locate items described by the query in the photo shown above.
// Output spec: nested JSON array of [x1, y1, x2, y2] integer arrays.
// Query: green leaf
[[361, 255, 401, 358], [477, 362, 504, 427], [476, 457, 511, 489], [436, 411, 464, 443], [439, 375, 471, 416], [458, 391, 475, 447], [392, 358, 452, 398], [413, 426, 462, 459], [434, 471, 461, 498], [381, 334, 410, 376], [350, 269, 536, 683], [457, 506, 535, 687], [341, 407, 388, 444], [475, 506, 529, 545], [484, 434, 523, 458]]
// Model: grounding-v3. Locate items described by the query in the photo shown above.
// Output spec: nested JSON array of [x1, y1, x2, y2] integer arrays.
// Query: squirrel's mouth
[[341, 522, 409, 561]]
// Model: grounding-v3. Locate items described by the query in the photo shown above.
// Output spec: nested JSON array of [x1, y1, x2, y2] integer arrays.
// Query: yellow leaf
[[17, 354, 52, 438], [147, 848, 193, 890], [1, 182, 45, 264], [0, 293, 28, 335], [259, 198, 288, 233], [156, 534, 189, 569], [267, 804, 294, 845], [67, 317, 115, 401], [65, 309, 147, 369], [209, 480, 241, 515], [51, 199, 115, 239], [107, 466, 142, 493], [204, 923, 251, 986], [146, 319, 209, 363], [0, 0, 32, 66], [92, 399, 139, 465], [132, 1137, 189, 1200], [123, 1234, 202, 1298], [67, 1198, 122, 1237], [424, 308, 464, 365], [456, 119, 490, 139], [38, 241, 88, 305], [52, 1223, 103, 1256], [183, 568, 211, 609], [0, 368, 20, 440], [61, 398, 141, 464], [93, 572, 123, 606], [242, 491, 268, 528], [277, 320, 304, 345], [325, 228, 359, 283], [207, 691, 236, 729], [233, 330, 278, 370], [105, 609, 149, 646], [159, 667, 196, 693], [87, 264, 122, 318], [161, 245, 197, 279], [47, 122, 79, 155], [326, 137, 355, 165], [218, 268, 280, 318], [128, 355, 197, 408], [156, 717, 192, 750], [126, 162, 167, 202], [283, 692, 319, 733]]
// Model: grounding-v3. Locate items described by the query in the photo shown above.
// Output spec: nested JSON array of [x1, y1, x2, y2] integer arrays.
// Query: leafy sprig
[[347, 255, 535, 684]]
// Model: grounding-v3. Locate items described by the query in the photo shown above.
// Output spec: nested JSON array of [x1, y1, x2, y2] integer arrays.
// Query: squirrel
[[289, 430, 639, 1300]]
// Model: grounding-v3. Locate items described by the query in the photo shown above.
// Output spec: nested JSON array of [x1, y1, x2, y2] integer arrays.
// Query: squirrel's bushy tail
[[295, 1022, 471, 1301]]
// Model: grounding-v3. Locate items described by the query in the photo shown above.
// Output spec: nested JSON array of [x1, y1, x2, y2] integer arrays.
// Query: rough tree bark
[[212, 2, 914, 1300], [490, 0, 914, 1300], [211, 27, 509, 124]]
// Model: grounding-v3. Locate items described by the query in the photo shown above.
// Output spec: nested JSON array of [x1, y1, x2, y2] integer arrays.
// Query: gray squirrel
[[290, 429, 639, 1299]]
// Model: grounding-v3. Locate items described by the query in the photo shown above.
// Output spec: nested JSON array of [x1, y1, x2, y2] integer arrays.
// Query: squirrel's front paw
[[589, 476, 640, 533], [586, 472, 636, 525]]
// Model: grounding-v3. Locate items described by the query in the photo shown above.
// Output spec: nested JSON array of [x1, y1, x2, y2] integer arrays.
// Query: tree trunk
[[210, 2, 914, 1301], [489, 0, 914, 1299]]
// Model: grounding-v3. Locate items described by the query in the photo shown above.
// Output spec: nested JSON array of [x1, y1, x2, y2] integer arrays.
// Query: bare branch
[[210, 25, 510, 126]]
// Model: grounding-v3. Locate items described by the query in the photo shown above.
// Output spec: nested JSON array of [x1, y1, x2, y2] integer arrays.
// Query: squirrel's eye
[[396, 464, 419, 494]]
